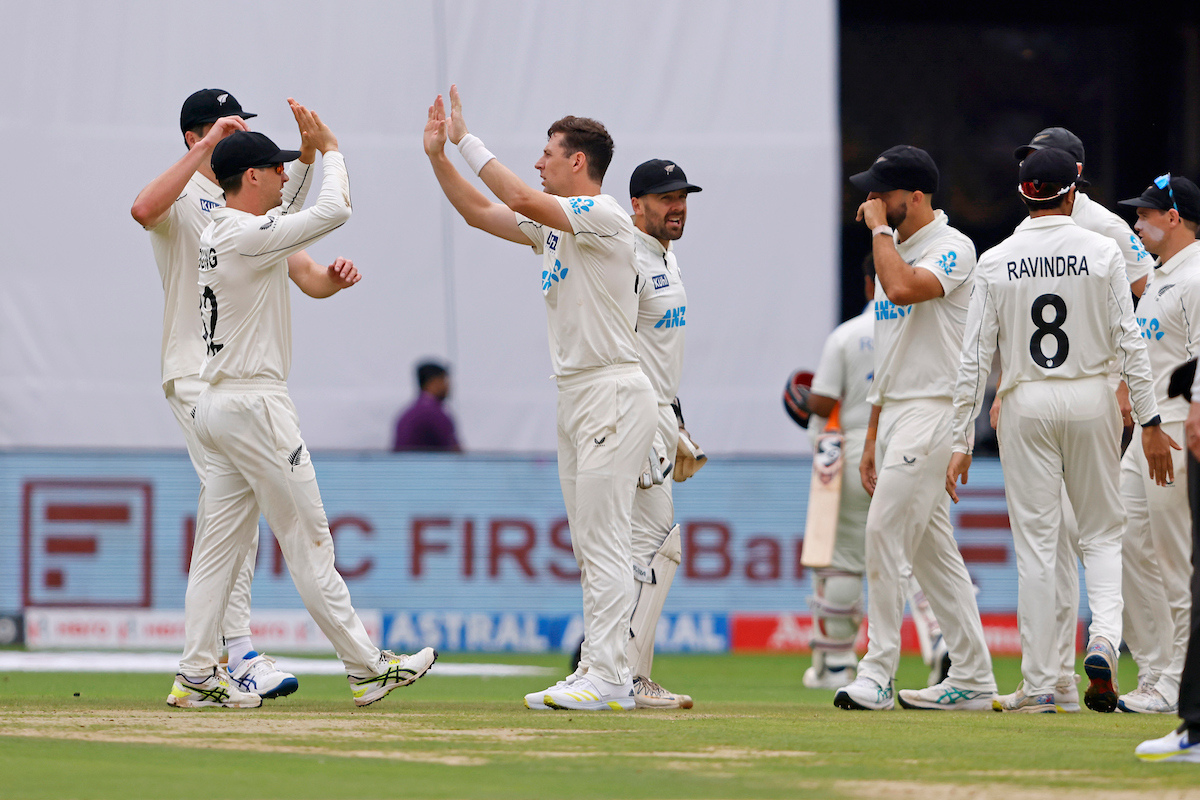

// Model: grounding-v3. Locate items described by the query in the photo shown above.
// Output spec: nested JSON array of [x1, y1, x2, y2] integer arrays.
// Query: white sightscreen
[[0, 0, 838, 453]]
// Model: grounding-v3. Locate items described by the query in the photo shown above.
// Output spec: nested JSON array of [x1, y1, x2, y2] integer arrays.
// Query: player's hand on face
[[859, 441, 877, 496], [202, 116, 250, 147], [1142, 427, 1181, 487], [289, 98, 338, 155], [424, 95, 449, 157], [946, 452, 972, 504], [857, 198, 887, 229], [447, 84, 469, 145], [326, 257, 360, 289]]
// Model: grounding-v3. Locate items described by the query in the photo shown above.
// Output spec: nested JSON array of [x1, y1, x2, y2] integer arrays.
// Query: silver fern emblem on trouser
[[288, 445, 304, 470]]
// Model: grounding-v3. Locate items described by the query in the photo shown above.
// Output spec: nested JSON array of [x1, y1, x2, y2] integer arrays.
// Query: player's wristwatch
[[1142, 415, 1162, 427]]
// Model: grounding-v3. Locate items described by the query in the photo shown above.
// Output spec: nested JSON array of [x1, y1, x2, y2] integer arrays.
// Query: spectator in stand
[[392, 360, 462, 452]]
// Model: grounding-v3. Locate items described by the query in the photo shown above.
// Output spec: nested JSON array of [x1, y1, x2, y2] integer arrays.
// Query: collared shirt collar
[[1158, 241, 1200, 277], [634, 225, 672, 256]]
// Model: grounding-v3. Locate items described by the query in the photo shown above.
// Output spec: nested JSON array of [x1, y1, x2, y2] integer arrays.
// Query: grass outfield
[[1, 653, 1197, 800]]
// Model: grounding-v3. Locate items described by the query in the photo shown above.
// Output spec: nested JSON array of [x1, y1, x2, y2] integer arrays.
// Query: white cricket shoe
[[1118, 687, 1178, 714], [633, 676, 694, 709], [803, 664, 855, 691], [1054, 674, 1081, 713], [927, 634, 951, 687], [228, 652, 298, 699], [347, 647, 437, 707], [833, 675, 893, 711], [992, 681, 1063, 713], [1136, 724, 1200, 763], [167, 669, 262, 709], [1083, 637, 1119, 712], [542, 676, 635, 711], [899, 681, 995, 711], [524, 674, 582, 710]]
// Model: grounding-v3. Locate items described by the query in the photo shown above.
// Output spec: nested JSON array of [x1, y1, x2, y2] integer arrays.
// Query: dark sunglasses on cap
[[1018, 179, 1074, 201], [1154, 173, 1178, 212]]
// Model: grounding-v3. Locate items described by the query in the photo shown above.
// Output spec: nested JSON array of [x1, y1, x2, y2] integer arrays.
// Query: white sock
[[225, 636, 254, 668]]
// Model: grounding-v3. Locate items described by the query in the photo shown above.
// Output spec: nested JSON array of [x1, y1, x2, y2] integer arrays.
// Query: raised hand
[[200, 115, 249, 148], [289, 98, 338, 156], [424, 95, 448, 157], [326, 257, 360, 289], [447, 84, 469, 145]]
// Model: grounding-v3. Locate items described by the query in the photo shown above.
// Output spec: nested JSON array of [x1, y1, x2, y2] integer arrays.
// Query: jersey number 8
[[1029, 293, 1068, 369]]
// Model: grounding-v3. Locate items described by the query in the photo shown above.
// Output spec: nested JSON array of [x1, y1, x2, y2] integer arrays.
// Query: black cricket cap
[[1018, 147, 1087, 201], [1015, 127, 1085, 165], [849, 145, 939, 194], [1119, 175, 1200, 224], [629, 159, 702, 198], [211, 131, 300, 182], [180, 89, 256, 133]]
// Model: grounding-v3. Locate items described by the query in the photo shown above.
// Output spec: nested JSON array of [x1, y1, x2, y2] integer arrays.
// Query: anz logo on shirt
[[1130, 234, 1150, 261], [1137, 316, 1165, 341], [569, 197, 595, 215], [200, 198, 220, 213], [875, 299, 912, 320], [655, 306, 686, 329], [542, 258, 568, 292], [937, 250, 957, 275]]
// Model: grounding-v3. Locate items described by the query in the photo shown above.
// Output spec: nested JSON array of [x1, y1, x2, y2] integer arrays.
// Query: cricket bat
[[801, 403, 843, 569]]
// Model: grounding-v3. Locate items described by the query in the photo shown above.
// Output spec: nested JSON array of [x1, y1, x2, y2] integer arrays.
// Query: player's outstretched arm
[[425, 94, 526, 244], [946, 452, 972, 504], [287, 254, 360, 298], [448, 86, 572, 232], [131, 115, 249, 228]]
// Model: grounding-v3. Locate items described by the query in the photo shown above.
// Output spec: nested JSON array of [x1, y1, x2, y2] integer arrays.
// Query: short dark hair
[[182, 124, 208, 149], [861, 252, 875, 281], [547, 116, 613, 183], [416, 361, 448, 389], [1022, 193, 1070, 213], [218, 170, 247, 196]]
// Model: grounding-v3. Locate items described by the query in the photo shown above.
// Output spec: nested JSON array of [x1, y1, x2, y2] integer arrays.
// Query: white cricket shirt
[[811, 304, 875, 434], [146, 162, 313, 389], [1139, 242, 1200, 424], [633, 228, 686, 403], [1072, 191, 1154, 287], [868, 210, 976, 404], [952, 214, 1159, 452], [197, 152, 349, 384], [517, 194, 640, 378]]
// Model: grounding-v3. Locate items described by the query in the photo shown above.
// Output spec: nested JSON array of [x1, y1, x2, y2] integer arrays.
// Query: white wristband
[[457, 134, 496, 176], [872, 224, 894, 238]]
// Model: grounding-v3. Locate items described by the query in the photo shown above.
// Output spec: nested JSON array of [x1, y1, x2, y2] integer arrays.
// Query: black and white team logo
[[198, 247, 217, 272]]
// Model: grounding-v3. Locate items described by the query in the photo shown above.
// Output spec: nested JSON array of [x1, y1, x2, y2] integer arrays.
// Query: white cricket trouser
[[1120, 419, 1193, 703], [181, 381, 380, 677], [1054, 493, 1083, 680], [998, 377, 1124, 694], [832, 428, 870, 574], [631, 403, 679, 565], [857, 398, 995, 693], [557, 364, 656, 688], [166, 376, 257, 642]]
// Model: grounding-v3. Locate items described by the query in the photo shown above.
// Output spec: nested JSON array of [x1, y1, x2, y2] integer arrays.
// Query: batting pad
[[628, 524, 682, 679]]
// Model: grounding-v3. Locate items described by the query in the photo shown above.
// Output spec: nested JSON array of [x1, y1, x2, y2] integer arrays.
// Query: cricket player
[[948, 147, 1175, 713], [424, 87, 656, 711], [1114, 174, 1200, 714], [832, 145, 997, 712], [168, 104, 437, 709], [1138, 345, 1200, 760], [625, 159, 702, 709], [1008, 127, 1156, 705], [132, 88, 340, 699], [786, 256, 952, 691]]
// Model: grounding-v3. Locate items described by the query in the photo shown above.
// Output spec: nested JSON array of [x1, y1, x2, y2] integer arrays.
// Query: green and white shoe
[[167, 669, 262, 709], [348, 647, 437, 707]]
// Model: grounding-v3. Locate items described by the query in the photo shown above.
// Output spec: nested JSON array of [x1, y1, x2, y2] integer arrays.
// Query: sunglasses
[[252, 163, 286, 175], [1018, 179, 1073, 201], [1154, 173, 1178, 212]]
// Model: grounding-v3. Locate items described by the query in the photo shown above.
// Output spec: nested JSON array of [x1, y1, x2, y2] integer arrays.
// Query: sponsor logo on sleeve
[[569, 197, 594, 215]]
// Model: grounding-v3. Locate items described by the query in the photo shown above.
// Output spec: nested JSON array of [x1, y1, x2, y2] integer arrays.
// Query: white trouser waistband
[[206, 378, 288, 394], [556, 362, 641, 390]]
